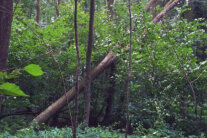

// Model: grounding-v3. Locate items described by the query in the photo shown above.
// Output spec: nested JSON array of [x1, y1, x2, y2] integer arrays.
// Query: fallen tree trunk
[[33, 52, 116, 124], [151, 0, 180, 23]]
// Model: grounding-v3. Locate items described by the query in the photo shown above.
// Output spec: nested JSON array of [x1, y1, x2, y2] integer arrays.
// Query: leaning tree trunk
[[0, 0, 13, 116], [33, 52, 116, 125]]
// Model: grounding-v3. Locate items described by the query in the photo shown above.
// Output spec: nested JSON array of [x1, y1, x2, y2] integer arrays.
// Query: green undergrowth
[[0, 125, 205, 138]]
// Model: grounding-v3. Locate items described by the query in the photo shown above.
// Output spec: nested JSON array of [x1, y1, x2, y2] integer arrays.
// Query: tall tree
[[84, 0, 95, 125], [74, 0, 81, 137], [0, 0, 13, 115], [36, 0, 40, 25], [103, 0, 116, 125]]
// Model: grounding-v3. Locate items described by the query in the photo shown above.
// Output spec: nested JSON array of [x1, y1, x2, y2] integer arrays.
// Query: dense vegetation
[[0, 0, 207, 137]]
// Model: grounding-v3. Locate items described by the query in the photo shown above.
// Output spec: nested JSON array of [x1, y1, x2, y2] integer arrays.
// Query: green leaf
[[134, 84, 141, 89], [24, 64, 43, 76], [0, 83, 29, 97]]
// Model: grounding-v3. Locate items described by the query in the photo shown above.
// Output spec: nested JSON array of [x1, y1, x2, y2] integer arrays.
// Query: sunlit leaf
[[0, 83, 29, 97], [24, 64, 43, 76]]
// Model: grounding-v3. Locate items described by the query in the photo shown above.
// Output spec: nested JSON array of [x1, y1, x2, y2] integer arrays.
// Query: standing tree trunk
[[103, 0, 116, 125], [54, 0, 59, 17], [84, 0, 95, 125], [36, 0, 40, 25], [103, 63, 115, 125], [125, 0, 132, 137], [54, 0, 61, 17], [0, 0, 13, 115], [107, 0, 114, 19], [74, 0, 81, 137]]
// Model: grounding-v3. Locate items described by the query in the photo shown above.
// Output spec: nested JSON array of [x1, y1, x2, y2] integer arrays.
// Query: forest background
[[0, 0, 207, 137]]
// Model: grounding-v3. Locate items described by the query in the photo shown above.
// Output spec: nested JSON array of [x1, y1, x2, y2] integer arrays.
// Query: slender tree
[[36, 0, 40, 25], [107, 0, 114, 19], [0, 0, 13, 115], [84, 0, 95, 125], [103, 0, 116, 125], [103, 63, 115, 124], [54, 0, 59, 17], [54, 0, 61, 17], [74, 0, 81, 137], [125, 0, 132, 137]]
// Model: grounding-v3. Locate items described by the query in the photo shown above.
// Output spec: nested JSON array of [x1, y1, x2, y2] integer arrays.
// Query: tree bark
[[0, 0, 13, 115], [84, 0, 95, 125], [32, 52, 116, 125], [36, 0, 40, 25], [0, 0, 13, 71]]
